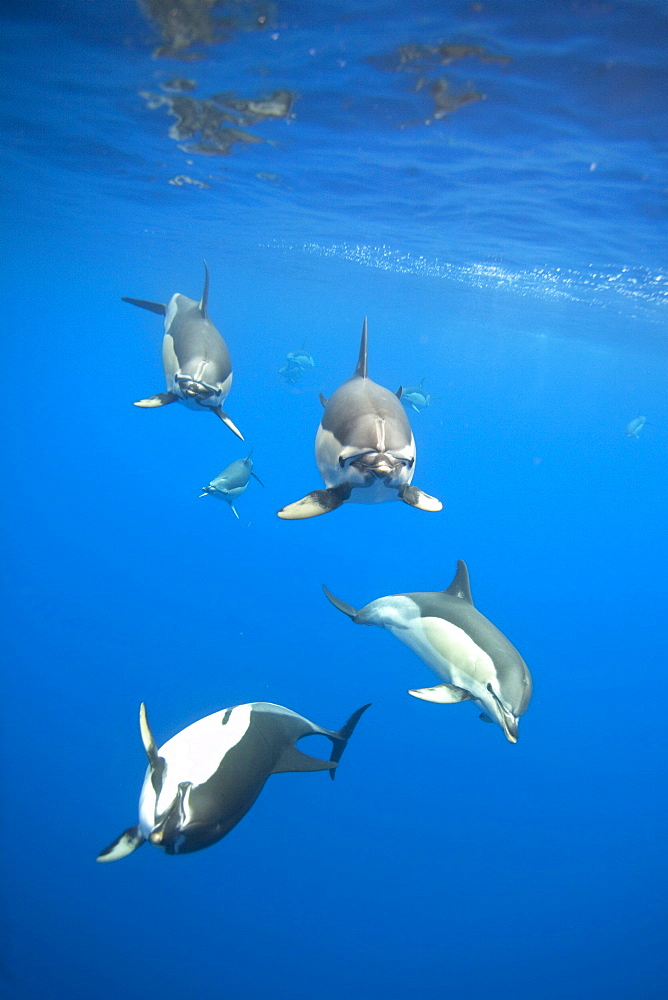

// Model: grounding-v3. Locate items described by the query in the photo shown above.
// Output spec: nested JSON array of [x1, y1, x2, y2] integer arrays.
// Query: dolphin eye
[[339, 457, 346, 467]]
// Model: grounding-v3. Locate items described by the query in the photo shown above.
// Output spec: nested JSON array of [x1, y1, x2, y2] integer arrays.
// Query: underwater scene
[[1, 1, 667, 997]]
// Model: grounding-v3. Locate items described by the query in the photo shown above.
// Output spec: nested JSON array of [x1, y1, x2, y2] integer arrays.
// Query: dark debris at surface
[[140, 87, 296, 156], [370, 39, 509, 123], [139, 0, 277, 59]]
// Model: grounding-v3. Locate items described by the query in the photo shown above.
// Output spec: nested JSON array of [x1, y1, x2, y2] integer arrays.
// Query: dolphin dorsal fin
[[443, 560, 473, 603], [199, 261, 210, 317], [354, 317, 368, 378]]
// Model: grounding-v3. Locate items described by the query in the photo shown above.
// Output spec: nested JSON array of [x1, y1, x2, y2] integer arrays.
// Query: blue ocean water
[[1, 1, 667, 997]]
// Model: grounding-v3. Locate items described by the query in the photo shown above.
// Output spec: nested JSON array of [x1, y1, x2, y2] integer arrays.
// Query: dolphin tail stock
[[213, 407, 245, 441], [326, 703, 372, 780], [121, 297, 166, 315], [134, 392, 179, 408], [354, 317, 368, 378], [96, 824, 146, 863], [322, 585, 360, 621], [397, 484, 443, 512], [277, 483, 352, 520]]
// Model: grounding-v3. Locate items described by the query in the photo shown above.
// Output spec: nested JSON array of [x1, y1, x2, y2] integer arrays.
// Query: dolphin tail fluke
[[327, 703, 372, 780], [277, 483, 352, 520], [96, 824, 146, 863], [199, 260, 209, 317], [121, 297, 166, 315], [214, 407, 244, 440], [134, 392, 179, 408], [408, 684, 472, 704], [354, 317, 368, 378], [398, 484, 443, 512], [322, 585, 360, 621]]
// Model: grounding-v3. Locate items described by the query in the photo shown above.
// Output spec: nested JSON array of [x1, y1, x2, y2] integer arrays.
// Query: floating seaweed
[[211, 89, 296, 124], [371, 41, 510, 73], [140, 91, 265, 155], [417, 77, 485, 120], [140, 85, 296, 158], [168, 174, 210, 187], [139, 0, 277, 59]]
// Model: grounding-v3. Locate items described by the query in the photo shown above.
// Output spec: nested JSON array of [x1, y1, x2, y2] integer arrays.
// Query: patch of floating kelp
[[139, 87, 295, 156], [370, 39, 509, 124], [138, 0, 277, 59]]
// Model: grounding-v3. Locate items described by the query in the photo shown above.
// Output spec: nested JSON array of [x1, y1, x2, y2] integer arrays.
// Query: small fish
[[200, 449, 263, 518], [626, 416, 647, 438]]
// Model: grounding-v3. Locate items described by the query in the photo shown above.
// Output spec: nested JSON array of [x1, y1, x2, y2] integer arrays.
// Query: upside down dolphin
[[97, 700, 370, 861], [323, 560, 532, 743], [277, 318, 442, 518], [123, 263, 244, 440]]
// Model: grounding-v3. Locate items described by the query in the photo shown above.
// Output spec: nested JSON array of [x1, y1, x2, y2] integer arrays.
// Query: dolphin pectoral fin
[[121, 297, 166, 315], [134, 392, 179, 408], [396, 386, 403, 399], [398, 484, 443, 512], [319, 393, 328, 407], [277, 483, 352, 520], [229, 503, 240, 519], [327, 702, 371, 780], [96, 825, 146, 863], [271, 745, 337, 775], [213, 407, 245, 441], [322, 585, 360, 621], [251, 471, 265, 487], [408, 684, 472, 704]]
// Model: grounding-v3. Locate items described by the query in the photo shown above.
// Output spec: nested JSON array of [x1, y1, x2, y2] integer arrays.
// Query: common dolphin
[[123, 263, 244, 440], [626, 416, 647, 438], [323, 560, 532, 743], [400, 379, 439, 413], [97, 700, 370, 861], [200, 449, 264, 518], [277, 318, 442, 518]]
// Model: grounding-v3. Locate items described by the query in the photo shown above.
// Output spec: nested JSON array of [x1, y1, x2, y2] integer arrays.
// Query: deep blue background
[[1, 2, 667, 998]]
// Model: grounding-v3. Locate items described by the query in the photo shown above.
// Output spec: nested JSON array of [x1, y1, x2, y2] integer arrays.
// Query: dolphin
[[200, 449, 264, 518], [626, 416, 647, 438], [97, 700, 370, 861], [400, 379, 440, 413], [123, 263, 244, 440], [277, 318, 442, 519], [323, 560, 532, 743]]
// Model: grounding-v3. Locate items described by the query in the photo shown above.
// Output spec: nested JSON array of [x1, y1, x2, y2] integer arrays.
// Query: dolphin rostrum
[[200, 449, 264, 518], [123, 263, 243, 440], [277, 318, 442, 518], [323, 560, 532, 743], [97, 700, 370, 861]]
